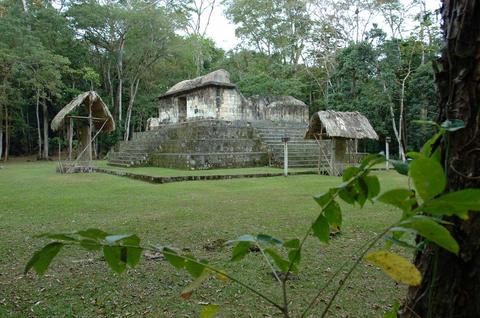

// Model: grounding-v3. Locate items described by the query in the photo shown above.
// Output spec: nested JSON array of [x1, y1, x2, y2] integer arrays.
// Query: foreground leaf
[[377, 189, 416, 213], [256, 234, 283, 246], [103, 246, 126, 274], [312, 215, 329, 243], [363, 175, 380, 199], [77, 229, 109, 240], [397, 217, 459, 254], [324, 200, 342, 228], [421, 189, 480, 220], [365, 251, 421, 286], [264, 248, 290, 272], [409, 158, 446, 201], [390, 160, 409, 176], [25, 242, 63, 275], [231, 241, 251, 261], [163, 247, 186, 269]]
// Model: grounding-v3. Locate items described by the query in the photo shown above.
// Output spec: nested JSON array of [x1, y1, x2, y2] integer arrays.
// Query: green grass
[[95, 160, 317, 176], [0, 161, 409, 317]]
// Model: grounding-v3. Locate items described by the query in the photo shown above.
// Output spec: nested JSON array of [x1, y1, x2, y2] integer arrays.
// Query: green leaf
[[121, 235, 142, 267], [406, 151, 424, 159], [288, 248, 301, 266], [35, 233, 78, 242], [231, 241, 251, 261], [396, 216, 459, 254], [103, 245, 126, 274], [412, 120, 440, 128], [421, 130, 444, 157], [390, 160, 409, 176], [264, 248, 290, 272], [441, 119, 465, 132], [409, 158, 446, 201], [283, 238, 300, 249], [312, 215, 329, 243], [421, 189, 480, 220], [79, 239, 101, 251], [356, 179, 368, 207], [339, 188, 355, 205], [25, 242, 63, 275], [313, 191, 333, 207], [377, 189, 416, 213], [181, 269, 210, 299], [200, 304, 220, 318], [256, 234, 283, 246], [364, 250, 421, 286], [77, 229, 109, 240], [342, 166, 360, 181], [359, 153, 386, 168], [363, 175, 380, 199], [384, 300, 400, 318], [185, 259, 206, 278], [163, 247, 186, 269], [324, 200, 342, 228], [226, 234, 256, 245], [105, 234, 132, 243]]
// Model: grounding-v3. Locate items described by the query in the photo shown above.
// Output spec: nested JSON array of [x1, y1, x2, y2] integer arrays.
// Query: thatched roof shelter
[[159, 69, 236, 99], [51, 91, 115, 132], [306, 110, 378, 140]]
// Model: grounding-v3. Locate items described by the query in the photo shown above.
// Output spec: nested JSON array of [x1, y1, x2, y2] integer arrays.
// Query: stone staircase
[[108, 120, 268, 169], [108, 129, 170, 167], [251, 121, 329, 168]]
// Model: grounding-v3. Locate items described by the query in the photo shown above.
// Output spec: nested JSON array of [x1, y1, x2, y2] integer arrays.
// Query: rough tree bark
[[4, 104, 8, 161], [35, 90, 42, 159], [402, 1, 480, 317], [0, 104, 3, 160], [42, 97, 49, 159]]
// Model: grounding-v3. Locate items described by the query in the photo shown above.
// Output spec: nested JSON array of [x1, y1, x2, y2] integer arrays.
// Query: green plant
[[25, 121, 480, 317]]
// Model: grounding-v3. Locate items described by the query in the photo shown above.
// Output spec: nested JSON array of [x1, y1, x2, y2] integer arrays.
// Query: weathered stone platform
[[108, 119, 323, 169], [94, 167, 317, 184]]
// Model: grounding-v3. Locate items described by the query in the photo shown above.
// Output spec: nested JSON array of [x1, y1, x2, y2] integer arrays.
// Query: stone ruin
[[147, 69, 308, 127], [108, 69, 320, 169]]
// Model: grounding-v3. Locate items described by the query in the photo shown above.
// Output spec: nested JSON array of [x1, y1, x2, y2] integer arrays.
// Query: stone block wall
[[146, 120, 269, 169]]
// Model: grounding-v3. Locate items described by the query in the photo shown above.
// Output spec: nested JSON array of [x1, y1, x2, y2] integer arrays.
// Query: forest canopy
[[0, 0, 441, 159]]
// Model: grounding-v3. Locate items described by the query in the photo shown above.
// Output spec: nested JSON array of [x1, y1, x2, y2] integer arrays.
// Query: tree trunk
[[0, 104, 3, 160], [35, 91, 42, 159], [116, 37, 125, 123], [42, 97, 48, 160], [124, 78, 140, 141], [402, 1, 480, 317], [4, 105, 8, 161]]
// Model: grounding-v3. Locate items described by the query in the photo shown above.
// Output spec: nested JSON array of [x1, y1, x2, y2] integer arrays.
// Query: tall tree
[[402, 1, 480, 316]]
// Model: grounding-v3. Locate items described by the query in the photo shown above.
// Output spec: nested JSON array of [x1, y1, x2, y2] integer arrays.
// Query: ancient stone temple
[[148, 69, 308, 127], [108, 70, 319, 169]]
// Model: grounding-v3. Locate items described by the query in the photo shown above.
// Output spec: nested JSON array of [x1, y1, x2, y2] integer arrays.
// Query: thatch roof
[[51, 91, 115, 132], [306, 110, 378, 140], [159, 69, 236, 98]]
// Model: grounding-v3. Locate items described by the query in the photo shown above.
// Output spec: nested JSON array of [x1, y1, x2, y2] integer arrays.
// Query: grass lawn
[[0, 161, 409, 317]]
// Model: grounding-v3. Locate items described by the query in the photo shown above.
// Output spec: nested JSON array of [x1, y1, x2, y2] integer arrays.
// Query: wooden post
[[68, 117, 73, 161], [386, 137, 390, 170], [88, 97, 93, 161], [330, 139, 336, 176]]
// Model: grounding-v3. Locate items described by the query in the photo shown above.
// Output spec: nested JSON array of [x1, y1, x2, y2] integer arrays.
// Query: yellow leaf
[[364, 251, 422, 286], [216, 270, 228, 282]]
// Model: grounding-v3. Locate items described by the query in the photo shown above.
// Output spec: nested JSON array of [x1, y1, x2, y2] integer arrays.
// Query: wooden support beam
[[68, 117, 73, 161], [66, 115, 107, 122]]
